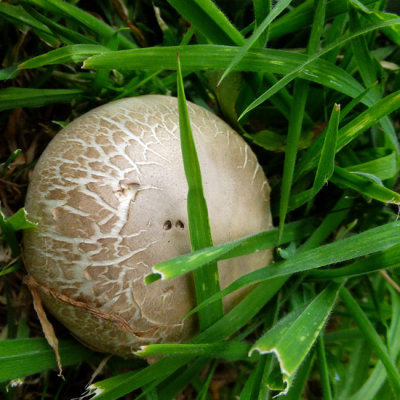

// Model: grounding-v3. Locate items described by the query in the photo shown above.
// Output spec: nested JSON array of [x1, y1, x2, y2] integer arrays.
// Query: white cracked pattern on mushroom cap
[[23, 95, 272, 357]]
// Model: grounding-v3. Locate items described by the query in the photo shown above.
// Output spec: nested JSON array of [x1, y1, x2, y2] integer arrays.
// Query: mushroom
[[23, 95, 272, 358]]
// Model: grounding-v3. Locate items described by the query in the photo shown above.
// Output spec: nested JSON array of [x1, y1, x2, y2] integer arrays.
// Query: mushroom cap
[[23, 95, 272, 357]]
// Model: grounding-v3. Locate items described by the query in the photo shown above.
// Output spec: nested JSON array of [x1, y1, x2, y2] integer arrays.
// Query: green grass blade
[[137, 341, 250, 360], [22, 0, 135, 49], [88, 276, 287, 399], [294, 90, 400, 181], [351, 0, 400, 45], [286, 103, 340, 212], [0, 338, 94, 382], [278, 0, 327, 236], [278, 79, 309, 239], [238, 17, 400, 119], [309, 243, 400, 280], [7, 208, 36, 231], [251, 282, 341, 395], [268, 0, 377, 40], [218, 0, 293, 85], [0, 87, 83, 111], [176, 54, 223, 330], [146, 218, 315, 283], [316, 335, 333, 400], [167, 0, 245, 46], [19, 44, 109, 69], [22, 4, 98, 45], [331, 166, 400, 204], [82, 45, 372, 104], [340, 287, 400, 397], [312, 104, 340, 191], [0, 2, 58, 46], [298, 194, 353, 252], [188, 221, 400, 314], [281, 352, 314, 399], [253, 0, 271, 48], [348, 287, 400, 400], [345, 150, 397, 181]]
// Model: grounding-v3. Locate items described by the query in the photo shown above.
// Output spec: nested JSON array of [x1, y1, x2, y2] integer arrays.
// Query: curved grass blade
[[345, 150, 397, 181], [268, 0, 377, 40], [278, 0, 326, 239], [250, 282, 341, 395], [340, 287, 400, 397], [218, 0, 293, 85], [238, 17, 400, 119], [253, 0, 271, 48], [294, 90, 400, 181], [176, 54, 223, 330], [348, 287, 400, 400], [0, 338, 94, 382], [146, 218, 315, 283], [287, 104, 340, 211], [187, 221, 400, 315], [309, 243, 400, 280], [22, 4, 98, 45], [331, 166, 400, 204], [19, 44, 109, 69], [83, 45, 372, 105], [0, 2, 57, 46], [351, 0, 400, 46], [22, 0, 135, 49], [86, 276, 287, 400], [167, 0, 245, 46], [0, 87, 83, 112]]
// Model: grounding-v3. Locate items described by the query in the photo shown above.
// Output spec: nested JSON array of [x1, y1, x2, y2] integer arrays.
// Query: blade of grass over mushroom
[[21, 0, 136, 49], [217, 0, 293, 86], [19, 45, 109, 69], [0, 338, 94, 382], [146, 218, 315, 283], [83, 46, 371, 104], [187, 221, 400, 315], [176, 54, 223, 330], [294, 90, 400, 181], [331, 166, 400, 205], [87, 276, 288, 400], [340, 287, 400, 396], [250, 282, 341, 395], [238, 17, 400, 120], [0, 87, 83, 112], [7, 208, 37, 231], [137, 341, 250, 360], [167, 0, 245, 46]]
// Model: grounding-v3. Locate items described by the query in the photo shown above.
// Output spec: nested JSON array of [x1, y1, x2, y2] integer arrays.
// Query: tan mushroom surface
[[23, 95, 272, 358]]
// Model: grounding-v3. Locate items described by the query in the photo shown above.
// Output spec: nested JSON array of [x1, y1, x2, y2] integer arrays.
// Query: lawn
[[1, 0, 400, 399]]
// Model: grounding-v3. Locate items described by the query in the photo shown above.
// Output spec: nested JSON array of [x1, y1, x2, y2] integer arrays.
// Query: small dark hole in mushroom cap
[[176, 220, 184, 230], [163, 220, 172, 230]]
